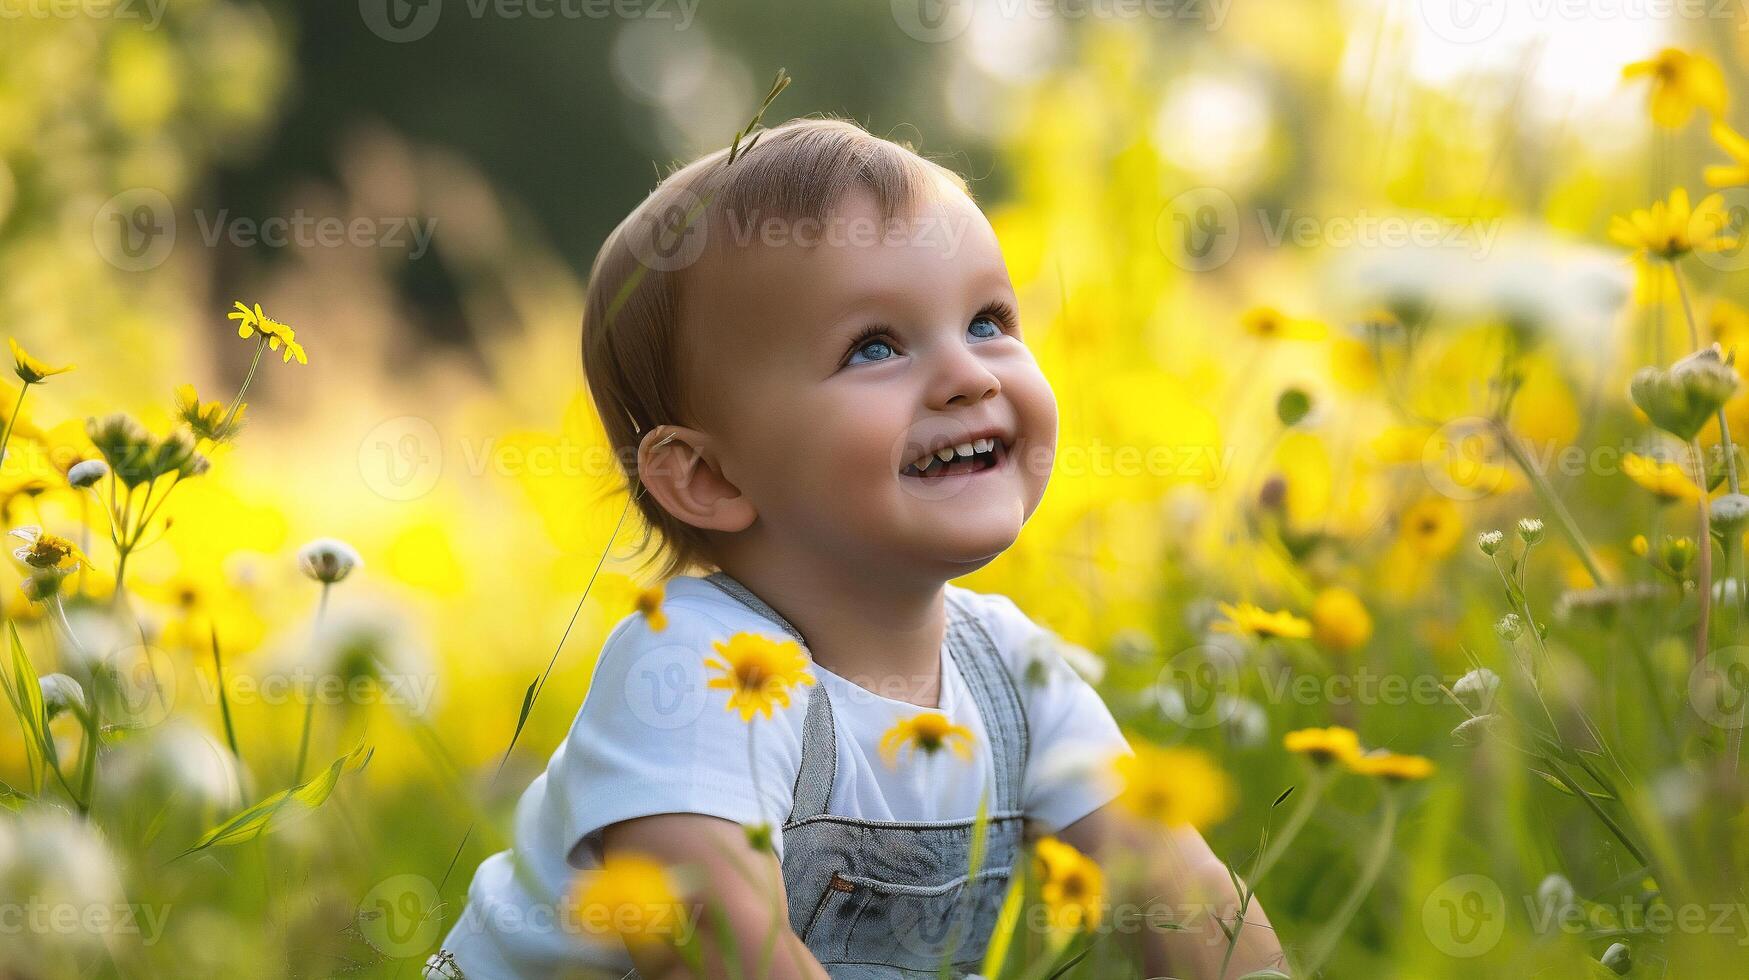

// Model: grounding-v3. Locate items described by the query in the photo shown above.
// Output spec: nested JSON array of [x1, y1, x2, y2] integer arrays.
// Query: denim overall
[[698, 571, 1031, 979], [426, 573, 1030, 980]]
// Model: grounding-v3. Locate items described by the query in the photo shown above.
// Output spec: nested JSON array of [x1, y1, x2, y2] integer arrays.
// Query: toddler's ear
[[636, 426, 756, 534]]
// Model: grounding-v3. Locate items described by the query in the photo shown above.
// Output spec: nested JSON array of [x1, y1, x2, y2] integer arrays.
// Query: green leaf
[[176, 742, 372, 858], [1272, 785, 1296, 808], [0, 778, 27, 811], [6, 623, 48, 791]]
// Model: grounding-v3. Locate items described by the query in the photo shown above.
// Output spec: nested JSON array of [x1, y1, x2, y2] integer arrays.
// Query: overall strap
[[702, 572, 837, 824], [943, 591, 1031, 815]]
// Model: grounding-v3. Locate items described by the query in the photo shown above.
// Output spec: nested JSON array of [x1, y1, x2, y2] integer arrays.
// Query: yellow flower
[[1329, 336, 1378, 392], [8, 526, 84, 574], [227, 301, 308, 365], [1622, 452, 1703, 504], [704, 632, 815, 721], [635, 582, 667, 632], [1608, 188, 1736, 261], [1213, 601, 1311, 640], [1705, 121, 1749, 188], [175, 384, 245, 443], [570, 852, 686, 947], [8, 339, 71, 385], [1311, 587, 1372, 653], [1400, 497, 1461, 558], [1114, 743, 1235, 829], [1241, 306, 1326, 341], [1622, 48, 1727, 129], [1347, 750, 1436, 783], [1284, 726, 1362, 767], [1032, 837, 1104, 937], [879, 712, 975, 767], [1630, 534, 1649, 557]]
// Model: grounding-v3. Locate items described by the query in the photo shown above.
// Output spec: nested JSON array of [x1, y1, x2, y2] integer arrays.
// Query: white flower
[[1453, 667, 1501, 710], [67, 459, 108, 489], [298, 537, 362, 584], [38, 673, 86, 720], [106, 721, 243, 814], [0, 808, 125, 958]]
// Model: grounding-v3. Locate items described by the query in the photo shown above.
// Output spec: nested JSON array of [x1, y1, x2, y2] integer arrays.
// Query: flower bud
[[1452, 714, 1496, 744], [66, 459, 108, 489], [1601, 942, 1631, 975], [297, 538, 362, 585], [1663, 536, 1696, 574], [1714, 493, 1749, 534], [1453, 667, 1500, 710], [39, 673, 86, 721], [1630, 534, 1649, 557], [1630, 346, 1740, 441], [1495, 613, 1523, 640], [1477, 530, 1504, 556], [1517, 518, 1544, 544]]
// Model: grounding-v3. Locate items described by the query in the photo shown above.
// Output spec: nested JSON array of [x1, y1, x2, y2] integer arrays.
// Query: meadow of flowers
[[9, 4, 1749, 979]]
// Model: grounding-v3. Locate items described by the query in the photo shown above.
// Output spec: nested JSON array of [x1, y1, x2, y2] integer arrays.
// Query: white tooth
[[936, 447, 956, 462], [914, 455, 933, 471], [954, 442, 975, 457], [974, 438, 992, 453]]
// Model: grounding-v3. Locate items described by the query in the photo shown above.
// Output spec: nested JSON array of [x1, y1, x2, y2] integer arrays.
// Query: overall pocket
[[813, 866, 1012, 974]]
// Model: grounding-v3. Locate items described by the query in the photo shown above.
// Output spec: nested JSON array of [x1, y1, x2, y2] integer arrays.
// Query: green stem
[[291, 582, 333, 784], [1248, 772, 1328, 890], [1492, 421, 1608, 587], [1300, 792, 1400, 975], [0, 382, 30, 476], [1692, 439, 1714, 667], [219, 338, 266, 435]]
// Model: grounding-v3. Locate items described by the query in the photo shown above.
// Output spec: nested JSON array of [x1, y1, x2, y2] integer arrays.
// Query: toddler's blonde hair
[[581, 115, 970, 580]]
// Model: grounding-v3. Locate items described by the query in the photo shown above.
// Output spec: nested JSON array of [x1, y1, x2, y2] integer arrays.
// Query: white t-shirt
[[440, 575, 1131, 978]]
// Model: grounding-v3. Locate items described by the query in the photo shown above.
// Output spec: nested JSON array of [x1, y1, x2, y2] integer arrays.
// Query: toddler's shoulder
[[594, 574, 793, 664]]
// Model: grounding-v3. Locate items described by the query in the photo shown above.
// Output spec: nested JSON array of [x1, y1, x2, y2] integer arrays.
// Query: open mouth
[[900, 436, 1010, 479]]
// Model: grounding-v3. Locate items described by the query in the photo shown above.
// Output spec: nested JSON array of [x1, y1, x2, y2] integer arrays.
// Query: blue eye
[[968, 315, 1002, 341], [847, 336, 896, 365]]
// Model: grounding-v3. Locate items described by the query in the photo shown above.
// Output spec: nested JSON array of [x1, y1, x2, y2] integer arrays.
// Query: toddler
[[432, 116, 1281, 979]]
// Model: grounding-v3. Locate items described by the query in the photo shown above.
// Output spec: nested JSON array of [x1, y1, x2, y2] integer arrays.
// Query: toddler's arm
[[1058, 804, 1286, 978], [603, 813, 830, 980]]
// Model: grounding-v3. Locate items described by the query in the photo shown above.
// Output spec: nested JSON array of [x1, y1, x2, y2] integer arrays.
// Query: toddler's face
[[678, 182, 1056, 575]]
